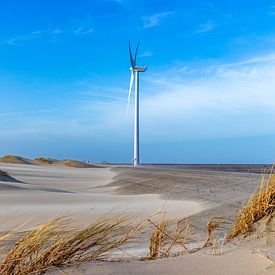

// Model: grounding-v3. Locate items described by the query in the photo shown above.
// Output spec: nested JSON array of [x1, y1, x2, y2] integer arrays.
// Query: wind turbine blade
[[127, 71, 134, 113], [134, 41, 140, 66], [129, 41, 135, 68]]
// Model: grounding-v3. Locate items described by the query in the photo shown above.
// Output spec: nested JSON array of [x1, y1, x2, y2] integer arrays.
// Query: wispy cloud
[[139, 50, 153, 57], [6, 30, 48, 45], [85, 52, 275, 142], [4, 24, 94, 45], [0, 108, 58, 118], [2, 52, 275, 151], [142, 11, 174, 29], [197, 20, 215, 33], [271, 5, 275, 15], [72, 27, 94, 35]]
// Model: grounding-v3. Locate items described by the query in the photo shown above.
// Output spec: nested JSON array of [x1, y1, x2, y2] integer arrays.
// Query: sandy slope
[[51, 243, 274, 275], [0, 164, 206, 230], [109, 166, 262, 234], [0, 155, 101, 168]]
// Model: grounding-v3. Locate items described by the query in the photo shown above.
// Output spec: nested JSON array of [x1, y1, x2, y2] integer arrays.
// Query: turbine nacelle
[[130, 66, 147, 72]]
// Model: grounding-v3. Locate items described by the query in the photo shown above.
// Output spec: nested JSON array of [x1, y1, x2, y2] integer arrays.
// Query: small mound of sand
[[0, 155, 31, 165], [62, 160, 100, 168], [250, 214, 275, 245], [0, 154, 100, 168], [33, 157, 59, 165]]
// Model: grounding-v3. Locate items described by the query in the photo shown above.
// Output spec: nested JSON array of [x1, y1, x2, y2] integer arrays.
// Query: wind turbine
[[127, 41, 147, 167]]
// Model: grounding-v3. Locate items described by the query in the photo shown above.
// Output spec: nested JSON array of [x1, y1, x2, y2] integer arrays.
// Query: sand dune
[[0, 155, 32, 165], [33, 157, 60, 165], [61, 159, 101, 168], [0, 163, 208, 231], [0, 155, 101, 168]]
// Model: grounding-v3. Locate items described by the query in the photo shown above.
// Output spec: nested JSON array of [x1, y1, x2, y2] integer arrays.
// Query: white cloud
[[73, 27, 94, 35], [83, 53, 275, 142], [6, 35, 28, 45], [197, 20, 215, 33], [2, 53, 275, 145], [51, 29, 62, 34], [4, 24, 94, 45], [139, 50, 153, 57], [270, 5, 275, 15], [142, 11, 174, 28]]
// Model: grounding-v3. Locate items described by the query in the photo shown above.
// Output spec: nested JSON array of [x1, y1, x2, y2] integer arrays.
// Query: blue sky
[[1, 0, 275, 163]]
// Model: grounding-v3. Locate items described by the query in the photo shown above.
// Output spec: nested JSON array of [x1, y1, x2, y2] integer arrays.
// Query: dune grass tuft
[[0, 216, 139, 275], [34, 157, 54, 164], [147, 216, 167, 259], [146, 216, 193, 259], [227, 172, 275, 239]]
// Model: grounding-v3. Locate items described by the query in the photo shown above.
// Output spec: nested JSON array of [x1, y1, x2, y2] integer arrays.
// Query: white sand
[[54, 245, 273, 275]]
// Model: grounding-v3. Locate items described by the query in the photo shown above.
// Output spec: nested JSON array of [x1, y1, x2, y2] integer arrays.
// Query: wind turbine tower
[[127, 41, 147, 166]]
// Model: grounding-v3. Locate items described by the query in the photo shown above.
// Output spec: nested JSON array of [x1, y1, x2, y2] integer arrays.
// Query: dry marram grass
[[146, 216, 194, 260], [147, 216, 167, 259], [0, 216, 139, 275], [227, 172, 275, 239]]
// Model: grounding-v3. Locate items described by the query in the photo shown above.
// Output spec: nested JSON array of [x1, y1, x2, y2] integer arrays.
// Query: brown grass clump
[[62, 160, 99, 168], [34, 157, 54, 164], [0, 155, 30, 164], [146, 216, 192, 260], [147, 216, 167, 259], [203, 217, 229, 247], [227, 172, 275, 239], [0, 216, 139, 275], [202, 217, 229, 255], [146, 215, 232, 260]]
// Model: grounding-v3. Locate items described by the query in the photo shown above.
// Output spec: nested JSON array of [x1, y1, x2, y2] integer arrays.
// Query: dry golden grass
[[0, 155, 29, 164], [146, 214, 233, 259], [203, 217, 229, 248], [147, 216, 167, 259], [227, 172, 275, 239], [34, 157, 54, 164], [146, 216, 193, 260], [201, 217, 229, 255], [0, 216, 140, 275]]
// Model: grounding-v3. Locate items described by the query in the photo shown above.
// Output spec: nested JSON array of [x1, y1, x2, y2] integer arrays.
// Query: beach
[[0, 163, 274, 274], [0, 163, 209, 228]]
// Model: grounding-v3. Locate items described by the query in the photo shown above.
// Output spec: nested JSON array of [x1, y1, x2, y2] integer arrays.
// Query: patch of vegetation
[[227, 172, 275, 239], [34, 157, 54, 164], [0, 216, 140, 275]]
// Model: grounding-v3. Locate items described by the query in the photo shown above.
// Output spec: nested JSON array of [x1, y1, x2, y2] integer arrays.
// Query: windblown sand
[[0, 163, 273, 274], [0, 164, 208, 230]]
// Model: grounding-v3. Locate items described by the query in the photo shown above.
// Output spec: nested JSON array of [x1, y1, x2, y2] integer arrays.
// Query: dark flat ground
[[108, 165, 267, 233], [108, 164, 272, 173]]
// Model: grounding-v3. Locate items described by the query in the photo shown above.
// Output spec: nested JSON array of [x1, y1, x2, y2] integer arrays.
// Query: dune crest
[[0, 155, 100, 168], [0, 155, 32, 165], [61, 159, 100, 168]]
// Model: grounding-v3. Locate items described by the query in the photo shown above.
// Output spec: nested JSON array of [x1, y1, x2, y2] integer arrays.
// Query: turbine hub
[[130, 66, 147, 72]]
